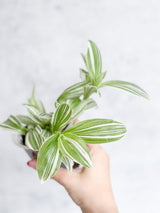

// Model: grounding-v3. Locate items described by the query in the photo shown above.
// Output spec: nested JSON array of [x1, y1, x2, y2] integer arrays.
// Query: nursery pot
[[13, 133, 80, 169]]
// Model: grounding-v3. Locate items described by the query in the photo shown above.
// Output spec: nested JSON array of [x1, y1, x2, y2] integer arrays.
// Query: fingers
[[27, 159, 37, 169], [51, 168, 75, 186], [27, 159, 77, 187]]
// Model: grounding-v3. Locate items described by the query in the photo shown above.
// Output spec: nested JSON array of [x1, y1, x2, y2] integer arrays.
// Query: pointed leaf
[[25, 105, 50, 126], [58, 133, 92, 168], [25, 126, 43, 151], [41, 129, 51, 141], [70, 99, 97, 121], [16, 115, 37, 126], [37, 134, 62, 183], [83, 85, 98, 99], [80, 68, 90, 81], [100, 80, 149, 99], [65, 119, 126, 143], [82, 41, 103, 86], [0, 115, 27, 134], [62, 156, 74, 172], [52, 103, 72, 132], [28, 86, 45, 112], [57, 81, 88, 102]]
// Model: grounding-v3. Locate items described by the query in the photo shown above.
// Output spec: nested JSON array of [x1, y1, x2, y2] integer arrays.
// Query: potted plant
[[0, 40, 148, 183]]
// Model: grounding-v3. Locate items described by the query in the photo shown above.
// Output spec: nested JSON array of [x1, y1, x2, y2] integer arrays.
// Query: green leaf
[[83, 85, 98, 99], [25, 126, 43, 151], [70, 99, 97, 122], [84, 98, 98, 110], [58, 133, 92, 168], [57, 81, 88, 101], [82, 40, 103, 86], [25, 105, 50, 127], [62, 156, 74, 172], [41, 129, 51, 141], [65, 119, 126, 143], [100, 80, 149, 99], [28, 86, 45, 112], [37, 134, 62, 183], [88, 40, 102, 80], [68, 98, 81, 111], [80, 69, 90, 81], [52, 103, 72, 132], [16, 115, 37, 126], [0, 115, 27, 134]]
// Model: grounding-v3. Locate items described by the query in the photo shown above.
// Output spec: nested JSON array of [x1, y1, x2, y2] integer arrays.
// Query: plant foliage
[[0, 40, 148, 183]]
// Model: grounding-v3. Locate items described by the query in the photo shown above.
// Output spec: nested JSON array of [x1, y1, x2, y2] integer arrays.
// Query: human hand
[[27, 144, 118, 213]]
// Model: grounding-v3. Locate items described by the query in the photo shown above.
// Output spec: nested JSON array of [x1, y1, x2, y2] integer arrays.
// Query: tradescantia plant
[[0, 40, 148, 183]]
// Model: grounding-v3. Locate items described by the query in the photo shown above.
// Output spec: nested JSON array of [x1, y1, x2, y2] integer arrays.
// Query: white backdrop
[[0, 0, 159, 212]]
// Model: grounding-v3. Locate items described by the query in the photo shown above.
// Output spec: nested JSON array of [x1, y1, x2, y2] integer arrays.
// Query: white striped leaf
[[68, 98, 81, 111], [25, 105, 51, 126], [37, 134, 62, 183], [65, 119, 126, 144], [0, 115, 27, 134], [25, 105, 44, 125], [84, 98, 98, 110], [28, 86, 45, 112], [16, 115, 37, 126], [83, 85, 98, 99], [41, 129, 51, 141], [52, 103, 72, 132], [80, 69, 90, 81], [58, 133, 92, 168], [70, 99, 97, 122], [25, 126, 43, 151], [100, 80, 149, 99], [82, 40, 105, 86], [62, 156, 74, 172], [57, 81, 88, 102]]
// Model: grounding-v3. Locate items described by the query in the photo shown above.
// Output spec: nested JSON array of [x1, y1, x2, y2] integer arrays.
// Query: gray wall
[[0, 0, 159, 212]]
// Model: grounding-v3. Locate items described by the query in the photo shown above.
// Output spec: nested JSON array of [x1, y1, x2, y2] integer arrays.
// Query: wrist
[[80, 197, 118, 213], [81, 204, 118, 213]]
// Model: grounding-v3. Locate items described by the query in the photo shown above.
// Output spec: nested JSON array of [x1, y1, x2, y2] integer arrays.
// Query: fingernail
[[27, 161, 31, 166]]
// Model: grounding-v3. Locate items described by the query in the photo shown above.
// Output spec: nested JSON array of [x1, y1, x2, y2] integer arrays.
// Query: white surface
[[0, 0, 160, 212]]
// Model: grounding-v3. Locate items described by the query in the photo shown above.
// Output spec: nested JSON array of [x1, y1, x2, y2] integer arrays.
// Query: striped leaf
[[82, 41, 105, 86], [37, 134, 62, 183], [65, 119, 126, 144], [68, 98, 81, 111], [62, 156, 74, 172], [57, 81, 88, 102], [25, 105, 51, 126], [80, 69, 90, 81], [70, 99, 97, 122], [84, 98, 98, 110], [16, 115, 37, 126], [25, 126, 43, 151], [58, 133, 92, 168], [41, 129, 51, 141], [28, 86, 45, 112], [0, 115, 27, 134], [100, 80, 149, 99], [25, 105, 44, 125], [52, 103, 72, 132], [83, 85, 98, 99]]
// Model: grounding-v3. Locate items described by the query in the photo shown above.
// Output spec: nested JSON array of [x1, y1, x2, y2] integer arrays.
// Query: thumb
[[27, 159, 78, 187]]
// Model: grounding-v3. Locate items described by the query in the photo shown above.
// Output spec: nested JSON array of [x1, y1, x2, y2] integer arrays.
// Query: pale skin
[[27, 144, 118, 213]]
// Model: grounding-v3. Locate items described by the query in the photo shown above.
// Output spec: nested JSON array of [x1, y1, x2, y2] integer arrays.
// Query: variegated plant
[[0, 40, 148, 183]]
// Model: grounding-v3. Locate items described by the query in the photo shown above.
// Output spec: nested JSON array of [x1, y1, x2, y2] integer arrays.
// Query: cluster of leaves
[[0, 40, 148, 183]]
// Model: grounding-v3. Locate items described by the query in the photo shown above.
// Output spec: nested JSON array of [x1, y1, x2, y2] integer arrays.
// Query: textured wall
[[0, 0, 160, 212]]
